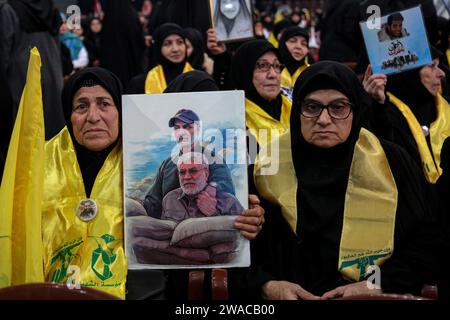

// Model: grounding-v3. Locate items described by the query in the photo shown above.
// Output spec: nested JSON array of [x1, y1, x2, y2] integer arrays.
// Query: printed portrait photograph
[[360, 6, 432, 75], [122, 91, 250, 269], [211, 0, 254, 42]]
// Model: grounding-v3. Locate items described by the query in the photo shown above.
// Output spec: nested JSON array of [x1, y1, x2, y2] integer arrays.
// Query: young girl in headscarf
[[145, 23, 193, 94], [278, 26, 310, 99]]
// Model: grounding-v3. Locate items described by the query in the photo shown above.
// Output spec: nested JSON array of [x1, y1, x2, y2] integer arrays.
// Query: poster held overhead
[[209, 0, 255, 43], [360, 6, 432, 75]]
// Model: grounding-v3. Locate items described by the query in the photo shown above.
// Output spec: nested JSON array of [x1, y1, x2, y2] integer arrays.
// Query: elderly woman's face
[[252, 51, 282, 101], [300, 89, 353, 148], [161, 34, 186, 64], [71, 85, 119, 151], [420, 58, 445, 97]]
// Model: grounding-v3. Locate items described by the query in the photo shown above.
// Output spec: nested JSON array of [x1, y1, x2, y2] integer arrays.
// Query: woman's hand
[[262, 280, 321, 300], [206, 28, 226, 55], [363, 65, 387, 105], [321, 281, 382, 300], [234, 194, 265, 240]]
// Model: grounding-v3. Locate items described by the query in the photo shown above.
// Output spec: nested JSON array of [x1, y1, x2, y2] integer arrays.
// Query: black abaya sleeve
[[379, 139, 445, 295]]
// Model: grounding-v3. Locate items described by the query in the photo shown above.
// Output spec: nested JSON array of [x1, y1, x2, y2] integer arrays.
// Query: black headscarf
[[273, 19, 294, 41], [164, 70, 218, 93], [184, 27, 205, 71], [100, 0, 145, 88], [62, 68, 123, 198], [386, 47, 443, 127], [279, 26, 309, 75], [152, 22, 187, 85], [231, 39, 282, 120], [290, 61, 365, 270], [8, 0, 61, 35]]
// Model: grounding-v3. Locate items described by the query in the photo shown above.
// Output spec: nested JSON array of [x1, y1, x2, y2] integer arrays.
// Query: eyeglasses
[[300, 100, 353, 120], [255, 61, 284, 73]]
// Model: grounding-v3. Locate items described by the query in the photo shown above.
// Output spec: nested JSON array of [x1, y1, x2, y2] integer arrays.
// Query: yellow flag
[[0, 48, 45, 287]]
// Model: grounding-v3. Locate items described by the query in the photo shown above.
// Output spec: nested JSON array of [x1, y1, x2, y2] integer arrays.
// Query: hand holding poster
[[210, 0, 254, 43], [360, 6, 432, 75], [122, 91, 249, 270]]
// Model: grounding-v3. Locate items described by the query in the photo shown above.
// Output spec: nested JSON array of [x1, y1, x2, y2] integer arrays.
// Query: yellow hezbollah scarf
[[280, 57, 310, 90], [268, 32, 279, 48], [245, 95, 292, 147], [42, 128, 127, 299], [145, 63, 193, 94], [387, 92, 450, 183], [254, 128, 397, 281]]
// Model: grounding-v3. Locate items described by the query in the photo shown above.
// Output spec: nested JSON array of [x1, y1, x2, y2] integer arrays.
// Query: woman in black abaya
[[100, 0, 145, 88], [244, 61, 442, 299]]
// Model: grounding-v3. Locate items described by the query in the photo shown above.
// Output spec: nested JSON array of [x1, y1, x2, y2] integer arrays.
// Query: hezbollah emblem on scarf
[[90, 234, 118, 281]]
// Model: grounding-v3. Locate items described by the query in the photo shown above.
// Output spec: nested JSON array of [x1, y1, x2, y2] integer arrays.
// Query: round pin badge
[[76, 199, 98, 222]]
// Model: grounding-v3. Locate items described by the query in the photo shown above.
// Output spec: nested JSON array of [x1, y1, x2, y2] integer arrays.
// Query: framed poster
[[122, 91, 250, 269], [210, 0, 255, 43], [360, 6, 432, 75]]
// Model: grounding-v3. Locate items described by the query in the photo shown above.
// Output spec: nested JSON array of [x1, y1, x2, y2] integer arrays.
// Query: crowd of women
[[1, 0, 450, 300]]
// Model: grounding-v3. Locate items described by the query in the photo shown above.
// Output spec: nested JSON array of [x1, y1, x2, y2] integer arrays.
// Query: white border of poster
[[122, 91, 250, 270], [360, 6, 432, 75], [210, 0, 255, 43]]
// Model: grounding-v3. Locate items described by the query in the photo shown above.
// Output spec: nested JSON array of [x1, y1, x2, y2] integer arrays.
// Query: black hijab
[[273, 19, 294, 41], [290, 61, 364, 258], [100, 0, 145, 88], [164, 70, 218, 93], [184, 28, 205, 71], [231, 39, 282, 120], [8, 0, 61, 35], [279, 26, 309, 75], [153, 23, 187, 85], [386, 47, 443, 127], [62, 68, 123, 198]]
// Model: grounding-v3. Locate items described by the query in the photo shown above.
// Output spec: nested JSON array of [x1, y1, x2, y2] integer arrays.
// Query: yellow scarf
[[268, 32, 279, 48], [145, 63, 193, 94], [387, 92, 450, 183], [446, 49, 450, 68], [245, 95, 292, 147], [42, 128, 127, 299], [254, 128, 397, 281], [280, 58, 310, 90]]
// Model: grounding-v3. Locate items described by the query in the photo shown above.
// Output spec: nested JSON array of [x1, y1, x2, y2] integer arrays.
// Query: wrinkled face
[[71, 86, 119, 152], [185, 38, 194, 58], [420, 58, 445, 97], [387, 20, 403, 38], [220, 0, 240, 20], [285, 35, 309, 61], [161, 34, 186, 63], [300, 89, 353, 148], [173, 120, 200, 147], [252, 51, 281, 101], [178, 163, 209, 195]]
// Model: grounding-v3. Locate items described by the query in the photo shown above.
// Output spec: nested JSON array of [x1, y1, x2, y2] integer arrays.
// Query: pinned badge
[[76, 199, 98, 222]]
